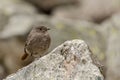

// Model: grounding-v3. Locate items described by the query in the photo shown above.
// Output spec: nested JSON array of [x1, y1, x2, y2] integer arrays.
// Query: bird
[[21, 26, 51, 60]]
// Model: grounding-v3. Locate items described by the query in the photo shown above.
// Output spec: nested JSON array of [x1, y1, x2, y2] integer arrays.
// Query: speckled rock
[[4, 40, 104, 80]]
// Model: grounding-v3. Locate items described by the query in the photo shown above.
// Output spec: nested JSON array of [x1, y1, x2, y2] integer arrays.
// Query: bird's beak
[[47, 28, 50, 30]]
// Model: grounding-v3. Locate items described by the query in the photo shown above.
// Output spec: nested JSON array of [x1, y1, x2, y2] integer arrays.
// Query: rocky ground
[[0, 0, 120, 80]]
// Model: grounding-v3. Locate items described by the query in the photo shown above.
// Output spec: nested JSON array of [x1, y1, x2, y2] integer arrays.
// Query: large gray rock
[[53, 0, 120, 23], [102, 13, 120, 80], [4, 40, 104, 80], [25, 0, 78, 11]]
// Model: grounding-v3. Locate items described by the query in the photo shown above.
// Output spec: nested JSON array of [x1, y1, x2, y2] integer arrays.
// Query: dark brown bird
[[21, 26, 51, 60]]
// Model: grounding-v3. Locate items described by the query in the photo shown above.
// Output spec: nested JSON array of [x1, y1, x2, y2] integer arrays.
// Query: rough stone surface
[[4, 40, 104, 80]]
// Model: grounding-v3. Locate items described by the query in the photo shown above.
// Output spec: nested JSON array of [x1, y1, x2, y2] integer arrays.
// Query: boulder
[[4, 40, 104, 80]]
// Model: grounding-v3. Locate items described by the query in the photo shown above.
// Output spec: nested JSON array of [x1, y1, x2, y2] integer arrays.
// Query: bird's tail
[[21, 53, 28, 60]]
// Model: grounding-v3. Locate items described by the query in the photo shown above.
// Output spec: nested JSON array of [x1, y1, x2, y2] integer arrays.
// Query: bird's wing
[[24, 32, 35, 54], [29, 35, 43, 46], [25, 33, 43, 49]]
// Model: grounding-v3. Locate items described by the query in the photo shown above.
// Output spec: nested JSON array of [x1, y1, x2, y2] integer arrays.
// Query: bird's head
[[35, 26, 50, 32]]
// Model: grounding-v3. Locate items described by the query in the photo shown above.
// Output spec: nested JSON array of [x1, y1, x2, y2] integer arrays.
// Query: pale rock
[[4, 40, 104, 80]]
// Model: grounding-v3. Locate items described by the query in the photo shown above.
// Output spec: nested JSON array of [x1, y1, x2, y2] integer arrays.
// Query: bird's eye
[[39, 28, 42, 30]]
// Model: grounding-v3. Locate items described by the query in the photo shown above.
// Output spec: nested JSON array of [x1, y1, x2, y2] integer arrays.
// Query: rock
[[0, 14, 34, 39], [4, 40, 104, 80], [0, 11, 9, 31], [0, 0, 49, 39], [53, 0, 120, 23], [25, 0, 78, 12], [103, 13, 120, 80], [0, 38, 33, 74], [0, 0, 37, 15], [49, 18, 106, 62], [0, 64, 7, 80], [106, 28, 120, 80]]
